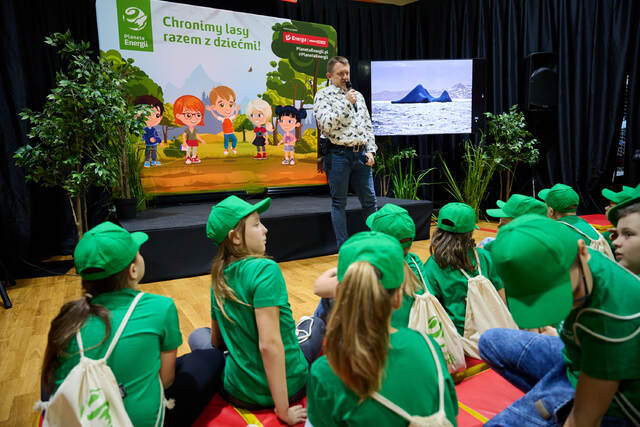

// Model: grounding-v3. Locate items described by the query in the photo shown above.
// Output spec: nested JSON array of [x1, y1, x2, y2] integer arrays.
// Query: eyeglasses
[[185, 112, 201, 119]]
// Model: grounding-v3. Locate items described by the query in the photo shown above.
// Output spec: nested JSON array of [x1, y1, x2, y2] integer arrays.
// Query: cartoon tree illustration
[[266, 60, 310, 140], [271, 21, 337, 97], [160, 102, 179, 144], [233, 114, 254, 142], [102, 49, 163, 103]]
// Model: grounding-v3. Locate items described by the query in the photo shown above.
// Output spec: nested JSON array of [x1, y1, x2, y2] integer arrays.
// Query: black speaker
[[523, 52, 557, 110]]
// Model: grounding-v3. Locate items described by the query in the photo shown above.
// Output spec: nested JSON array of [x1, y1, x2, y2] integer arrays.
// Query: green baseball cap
[[74, 221, 148, 281], [366, 204, 416, 248], [206, 196, 271, 244], [486, 194, 548, 218], [538, 184, 579, 212], [337, 231, 404, 290], [607, 189, 640, 227], [491, 215, 578, 328], [437, 202, 479, 233], [602, 186, 635, 204]]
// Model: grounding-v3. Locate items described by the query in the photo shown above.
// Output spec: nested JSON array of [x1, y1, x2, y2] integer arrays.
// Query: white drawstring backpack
[[558, 220, 615, 260], [36, 292, 168, 427], [407, 258, 466, 373], [460, 249, 518, 359], [372, 331, 454, 427]]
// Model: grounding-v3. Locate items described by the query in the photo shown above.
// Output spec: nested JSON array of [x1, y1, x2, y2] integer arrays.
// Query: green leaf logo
[[123, 7, 148, 31]]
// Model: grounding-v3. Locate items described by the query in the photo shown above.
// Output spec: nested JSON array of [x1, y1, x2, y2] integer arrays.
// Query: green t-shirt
[[557, 215, 600, 244], [54, 289, 182, 427], [211, 257, 307, 406], [560, 250, 640, 421], [184, 126, 198, 140], [424, 248, 504, 335], [390, 252, 427, 329], [307, 328, 458, 427]]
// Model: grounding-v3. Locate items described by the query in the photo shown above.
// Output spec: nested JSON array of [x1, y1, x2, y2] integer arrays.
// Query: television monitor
[[370, 59, 485, 136]]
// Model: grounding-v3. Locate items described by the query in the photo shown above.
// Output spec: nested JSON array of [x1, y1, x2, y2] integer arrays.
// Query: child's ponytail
[[210, 217, 252, 320], [324, 261, 396, 399], [41, 267, 131, 395]]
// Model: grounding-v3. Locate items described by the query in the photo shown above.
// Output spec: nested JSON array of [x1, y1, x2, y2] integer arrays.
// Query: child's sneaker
[[152, 160, 162, 166], [224, 149, 229, 156], [289, 159, 295, 165], [185, 156, 192, 165], [232, 148, 237, 155], [192, 156, 201, 164], [144, 161, 151, 168], [261, 152, 267, 160], [253, 153, 262, 160], [282, 159, 289, 165]]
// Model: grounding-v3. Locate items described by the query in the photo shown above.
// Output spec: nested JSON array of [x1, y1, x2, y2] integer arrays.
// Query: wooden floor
[[0, 222, 497, 426]]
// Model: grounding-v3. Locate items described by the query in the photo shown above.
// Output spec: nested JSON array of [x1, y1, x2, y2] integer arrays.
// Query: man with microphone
[[314, 56, 377, 248]]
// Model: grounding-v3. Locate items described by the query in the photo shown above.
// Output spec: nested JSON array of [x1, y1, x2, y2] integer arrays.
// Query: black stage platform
[[119, 196, 433, 283]]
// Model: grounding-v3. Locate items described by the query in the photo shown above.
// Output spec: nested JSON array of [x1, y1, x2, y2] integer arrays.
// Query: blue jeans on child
[[479, 328, 631, 426], [323, 147, 377, 248], [223, 133, 238, 149]]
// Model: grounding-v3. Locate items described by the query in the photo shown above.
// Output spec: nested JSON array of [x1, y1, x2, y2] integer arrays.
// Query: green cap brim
[[486, 208, 508, 218], [602, 188, 620, 203], [253, 198, 271, 215], [538, 189, 550, 201], [506, 271, 573, 329]]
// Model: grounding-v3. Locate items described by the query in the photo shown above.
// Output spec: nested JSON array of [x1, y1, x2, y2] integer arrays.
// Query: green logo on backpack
[[81, 388, 113, 426]]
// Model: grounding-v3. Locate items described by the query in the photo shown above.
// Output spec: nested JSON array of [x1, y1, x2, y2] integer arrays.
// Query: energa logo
[[123, 6, 148, 31]]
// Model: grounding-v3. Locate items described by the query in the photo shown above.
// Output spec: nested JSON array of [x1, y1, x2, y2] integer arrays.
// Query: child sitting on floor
[[480, 193, 548, 249], [539, 183, 614, 259], [608, 189, 640, 275], [365, 203, 427, 328], [188, 196, 323, 425], [307, 231, 458, 426], [480, 215, 640, 426], [40, 222, 223, 427], [424, 203, 515, 357]]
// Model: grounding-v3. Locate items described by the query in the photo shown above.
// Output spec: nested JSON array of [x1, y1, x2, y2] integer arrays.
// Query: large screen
[[96, 0, 336, 196], [371, 59, 474, 136]]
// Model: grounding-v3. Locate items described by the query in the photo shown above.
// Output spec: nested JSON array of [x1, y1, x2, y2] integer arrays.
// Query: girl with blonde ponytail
[[307, 231, 459, 426], [188, 196, 322, 426]]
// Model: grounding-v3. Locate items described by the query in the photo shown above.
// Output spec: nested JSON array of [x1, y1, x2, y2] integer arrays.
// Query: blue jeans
[[479, 329, 631, 426], [223, 133, 238, 149], [324, 147, 377, 248]]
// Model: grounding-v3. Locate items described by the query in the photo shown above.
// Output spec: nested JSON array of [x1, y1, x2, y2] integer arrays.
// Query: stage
[[119, 196, 433, 283]]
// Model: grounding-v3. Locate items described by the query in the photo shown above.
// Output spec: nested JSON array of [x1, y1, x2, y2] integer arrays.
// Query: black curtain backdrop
[[1, 0, 639, 278]]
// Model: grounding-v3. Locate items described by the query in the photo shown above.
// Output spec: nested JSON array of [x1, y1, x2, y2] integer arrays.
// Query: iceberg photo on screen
[[371, 59, 473, 135]]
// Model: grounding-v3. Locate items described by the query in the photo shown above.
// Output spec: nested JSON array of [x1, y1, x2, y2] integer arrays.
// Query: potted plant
[[373, 138, 435, 200], [485, 105, 540, 200], [439, 135, 498, 220], [14, 32, 144, 238]]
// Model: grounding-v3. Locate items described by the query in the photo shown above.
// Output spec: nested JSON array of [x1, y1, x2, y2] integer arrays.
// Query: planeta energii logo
[[123, 7, 148, 31], [116, 0, 154, 52]]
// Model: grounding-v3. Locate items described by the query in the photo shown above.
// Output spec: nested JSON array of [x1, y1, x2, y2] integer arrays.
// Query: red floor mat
[[193, 394, 306, 427], [455, 369, 524, 426]]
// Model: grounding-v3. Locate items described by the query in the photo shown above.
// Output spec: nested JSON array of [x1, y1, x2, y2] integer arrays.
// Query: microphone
[[345, 81, 358, 113]]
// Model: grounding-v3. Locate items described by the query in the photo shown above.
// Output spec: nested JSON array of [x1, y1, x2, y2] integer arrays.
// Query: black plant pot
[[114, 198, 137, 220]]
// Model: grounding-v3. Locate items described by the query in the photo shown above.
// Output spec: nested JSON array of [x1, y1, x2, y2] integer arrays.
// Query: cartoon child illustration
[[206, 86, 240, 156], [134, 95, 164, 167], [246, 99, 274, 160], [174, 95, 206, 165], [276, 105, 307, 165]]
